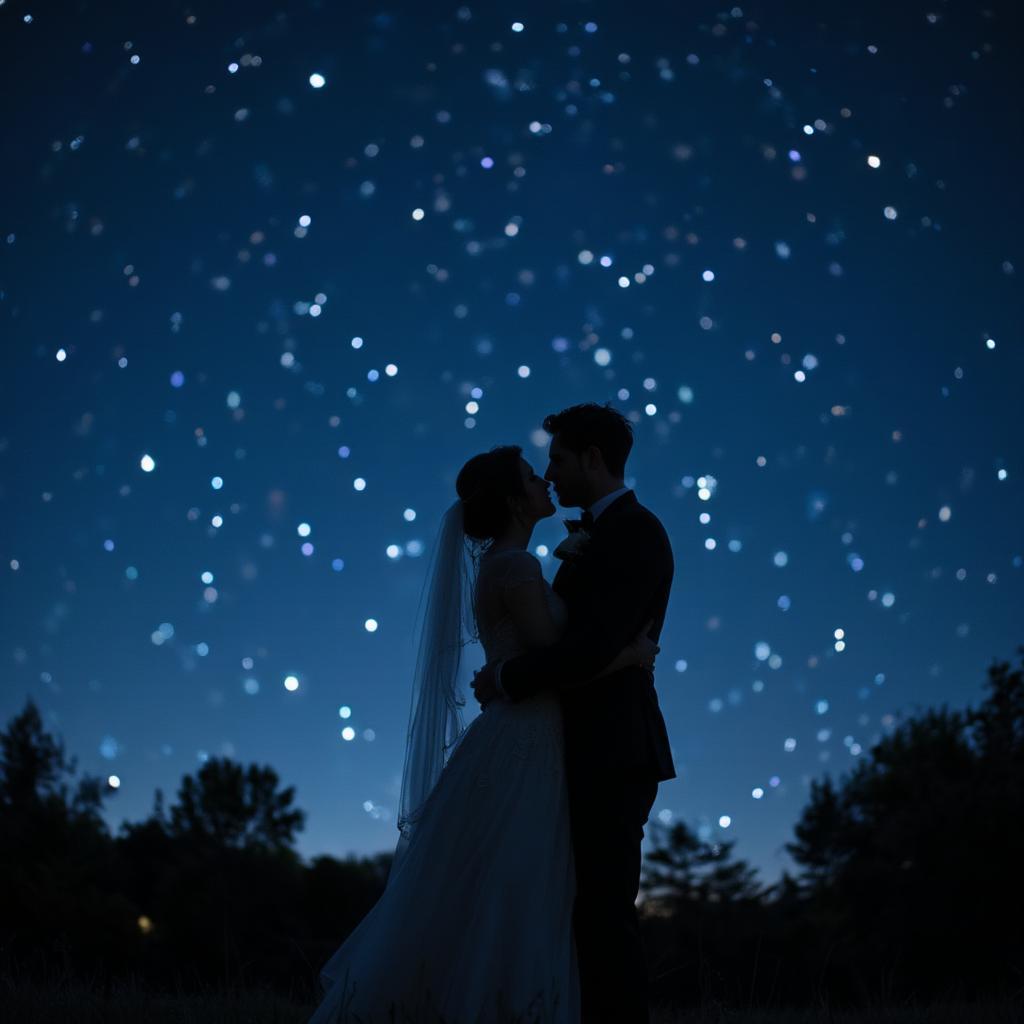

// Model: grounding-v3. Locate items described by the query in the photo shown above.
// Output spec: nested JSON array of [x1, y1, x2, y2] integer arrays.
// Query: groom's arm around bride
[[475, 490, 676, 784]]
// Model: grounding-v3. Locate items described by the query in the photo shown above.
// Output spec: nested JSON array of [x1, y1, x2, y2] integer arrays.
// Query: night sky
[[2, 1, 1021, 883]]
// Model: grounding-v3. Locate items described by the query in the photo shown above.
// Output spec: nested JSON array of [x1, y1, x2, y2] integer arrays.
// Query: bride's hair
[[456, 445, 526, 545]]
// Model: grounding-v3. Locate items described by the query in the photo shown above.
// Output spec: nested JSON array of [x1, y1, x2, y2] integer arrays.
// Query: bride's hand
[[627, 620, 659, 669]]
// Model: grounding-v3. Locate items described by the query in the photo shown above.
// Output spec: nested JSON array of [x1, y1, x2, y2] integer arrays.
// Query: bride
[[306, 444, 658, 1024]]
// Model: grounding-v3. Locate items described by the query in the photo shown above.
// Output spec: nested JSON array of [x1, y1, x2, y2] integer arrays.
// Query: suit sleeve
[[499, 518, 670, 703]]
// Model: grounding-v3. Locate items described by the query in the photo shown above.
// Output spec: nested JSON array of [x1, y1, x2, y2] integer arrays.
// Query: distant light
[[108, 775, 121, 789], [702, 269, 715, 282], [386, 544, 402, 559], [140, 454, 156, 472], [339, 705, 352, 719], [784, 737, 797, 752], [511, 21, 525, 32], [718, 815, 732, 828], [883, 206, 898, 220], [341, 727, 356, 741], [867, 154, 881, 168], [752, 787, 764, 799], [517, 365, 531, 378], [594, 348, 611, 366], [403, 508, 416, 522], [938, 505, 951, 522], [385, 363, 398, 376], [364, 618, 378, 632], [353, 478, 366, 491], [309, 73, 326, 88], [411, 208, 425, 221], [211, 476, 223, 490], [284, 675, 299, 691], [56, 348, 68, 362], [773, 551, 789, 567], [985, 337, 996, 350]]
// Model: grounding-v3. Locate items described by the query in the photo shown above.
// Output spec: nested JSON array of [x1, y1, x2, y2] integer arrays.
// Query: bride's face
[[515, 458, 556, 522]]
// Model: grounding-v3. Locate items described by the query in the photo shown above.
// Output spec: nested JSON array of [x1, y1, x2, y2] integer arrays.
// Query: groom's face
[[543, 436, 587, 508]]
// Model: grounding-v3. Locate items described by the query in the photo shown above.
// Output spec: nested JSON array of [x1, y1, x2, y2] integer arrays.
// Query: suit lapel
[[551, 490, 636, 600]]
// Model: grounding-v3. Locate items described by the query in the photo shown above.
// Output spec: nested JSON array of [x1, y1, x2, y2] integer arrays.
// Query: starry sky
[[2, 1, 1021, 883]]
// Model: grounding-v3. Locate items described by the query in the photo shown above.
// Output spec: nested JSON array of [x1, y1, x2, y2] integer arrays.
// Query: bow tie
[[565, 510, 595, 533]]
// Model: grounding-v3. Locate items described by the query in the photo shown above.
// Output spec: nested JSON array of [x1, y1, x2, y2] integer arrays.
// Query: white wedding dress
[[307, 548, 580, 1024]]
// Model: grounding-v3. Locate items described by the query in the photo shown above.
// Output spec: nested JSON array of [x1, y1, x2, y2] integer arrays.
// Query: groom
[[472, 402, 676, 1024]]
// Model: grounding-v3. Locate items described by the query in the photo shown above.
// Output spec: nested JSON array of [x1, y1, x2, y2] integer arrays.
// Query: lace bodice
[[474, 549, 568, 663]]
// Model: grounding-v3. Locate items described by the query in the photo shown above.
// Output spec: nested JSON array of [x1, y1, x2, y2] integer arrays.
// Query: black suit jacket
[[500, 490, 677, 784]]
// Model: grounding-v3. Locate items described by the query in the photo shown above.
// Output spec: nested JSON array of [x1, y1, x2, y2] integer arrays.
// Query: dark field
[[1, 972, 1020, 1024]]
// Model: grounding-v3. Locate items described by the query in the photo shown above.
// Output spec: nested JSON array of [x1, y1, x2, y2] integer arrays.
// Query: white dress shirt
[[585, 485, 631, 523]]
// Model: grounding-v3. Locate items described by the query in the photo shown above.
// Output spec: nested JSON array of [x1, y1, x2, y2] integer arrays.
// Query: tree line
[[1, 649, 1021, 1010]]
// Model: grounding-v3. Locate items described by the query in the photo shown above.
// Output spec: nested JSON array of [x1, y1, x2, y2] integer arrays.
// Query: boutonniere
[[552, 518, 593, 562]]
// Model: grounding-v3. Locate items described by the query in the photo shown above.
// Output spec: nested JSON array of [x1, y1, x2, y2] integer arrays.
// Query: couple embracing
[[308, 402, 676, 1024]]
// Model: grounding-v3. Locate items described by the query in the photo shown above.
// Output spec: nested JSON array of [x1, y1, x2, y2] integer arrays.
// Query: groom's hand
[[471, 662, 499, 708]]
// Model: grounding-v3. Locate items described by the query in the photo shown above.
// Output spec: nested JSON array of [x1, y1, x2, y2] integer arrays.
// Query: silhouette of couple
[[308, 403, 675, 1024]]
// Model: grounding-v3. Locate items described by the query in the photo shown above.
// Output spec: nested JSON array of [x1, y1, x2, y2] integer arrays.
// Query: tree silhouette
[[164, 757, 306, 854], [0, 698, 134, 979], [642, 820, 762, 910], [0, 697, 111, 826], [786, 649, 1024, 1000]]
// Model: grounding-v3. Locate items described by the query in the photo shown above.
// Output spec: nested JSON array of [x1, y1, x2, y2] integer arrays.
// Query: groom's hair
[[543, 403, 633, 478]]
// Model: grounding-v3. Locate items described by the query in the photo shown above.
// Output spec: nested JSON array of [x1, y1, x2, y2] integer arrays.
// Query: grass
[[0, 972, 1019, 1024]]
